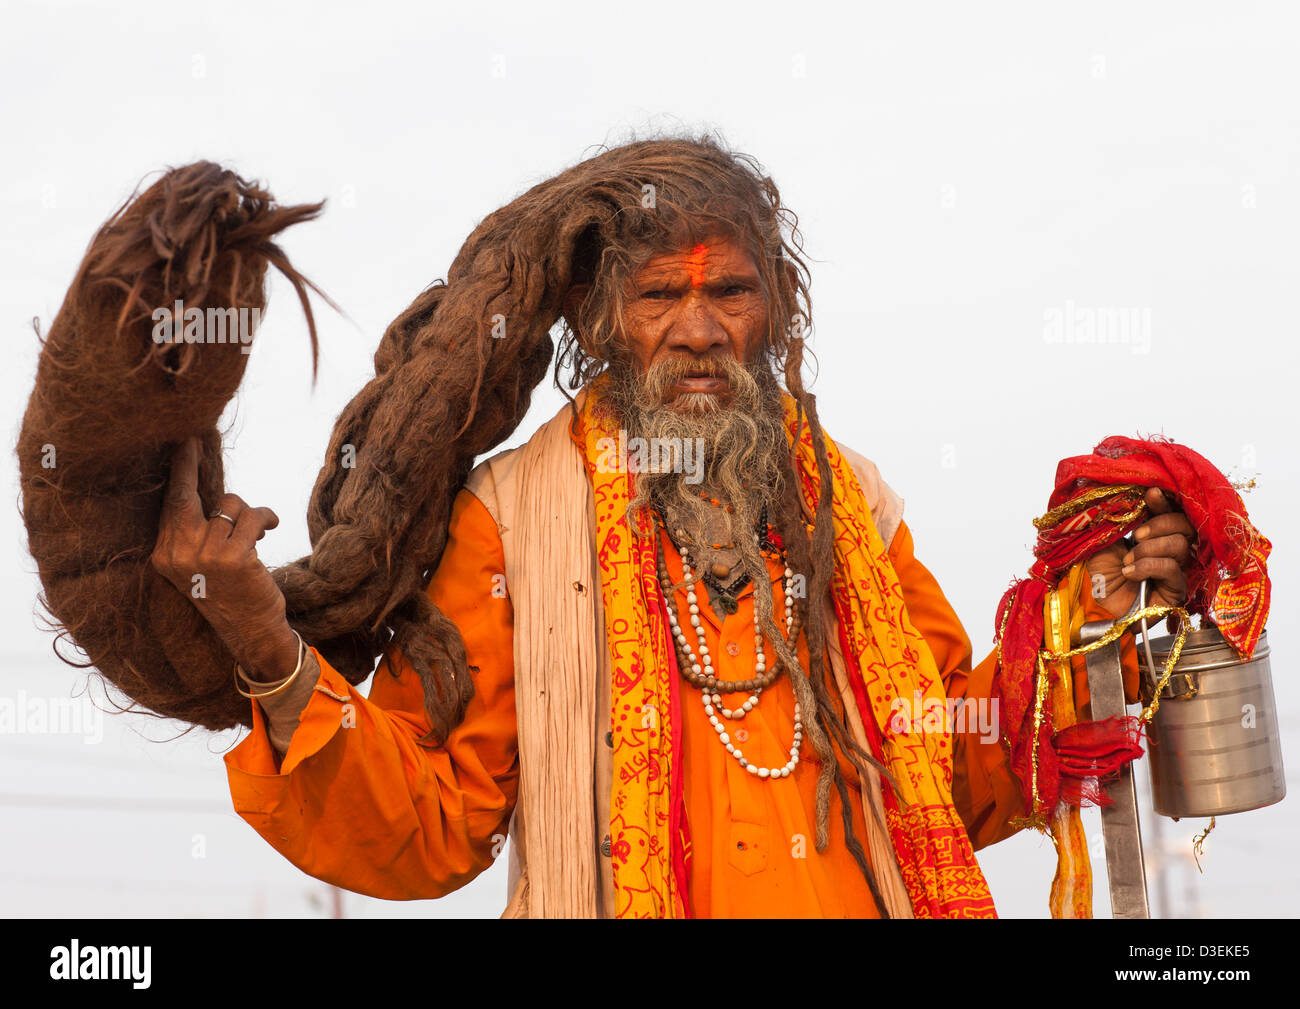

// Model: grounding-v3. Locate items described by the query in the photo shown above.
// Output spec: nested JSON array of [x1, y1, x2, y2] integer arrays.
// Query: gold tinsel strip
[[1008, 653, 1054, 835], [1039, 603, 1190, 726], [1033, 484, 1146, 530], [1192, 817, 1216, 873]]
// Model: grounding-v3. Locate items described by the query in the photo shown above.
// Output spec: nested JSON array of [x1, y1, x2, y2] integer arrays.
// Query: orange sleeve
[[223, 488, 518, 900], [887, 522, 1025, 850]]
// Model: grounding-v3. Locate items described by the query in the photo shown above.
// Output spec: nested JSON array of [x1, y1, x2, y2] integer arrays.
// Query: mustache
[[642, 353, 745, 398]]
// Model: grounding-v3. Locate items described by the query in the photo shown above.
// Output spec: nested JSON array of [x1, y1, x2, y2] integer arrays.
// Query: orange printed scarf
[[577, 382, 995, 918]]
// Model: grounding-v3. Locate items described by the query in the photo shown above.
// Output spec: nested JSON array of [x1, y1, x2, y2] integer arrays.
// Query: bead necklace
[[654, 521, 804, 780]]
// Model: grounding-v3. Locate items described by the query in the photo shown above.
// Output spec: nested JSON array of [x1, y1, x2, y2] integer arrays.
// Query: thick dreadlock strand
[[20, 163, 334, 730], [794, 392, 843, 829], [832, 757, 892, 918]]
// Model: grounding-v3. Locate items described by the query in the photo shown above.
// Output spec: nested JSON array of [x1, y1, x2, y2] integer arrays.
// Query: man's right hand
[[150, 436, 301, 683]]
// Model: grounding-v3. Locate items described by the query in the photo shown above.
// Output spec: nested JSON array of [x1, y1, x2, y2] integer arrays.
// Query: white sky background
[[1, 0, 1297, 917]]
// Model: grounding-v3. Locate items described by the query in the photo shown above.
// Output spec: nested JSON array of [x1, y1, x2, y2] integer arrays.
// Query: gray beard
[[604, 353, 789, 596]]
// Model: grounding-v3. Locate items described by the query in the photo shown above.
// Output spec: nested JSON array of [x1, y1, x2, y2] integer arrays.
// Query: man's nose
[[665, 294, 727, 355]]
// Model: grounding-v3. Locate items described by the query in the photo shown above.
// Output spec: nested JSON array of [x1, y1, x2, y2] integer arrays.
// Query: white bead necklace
[[662, 540, 803, 780]]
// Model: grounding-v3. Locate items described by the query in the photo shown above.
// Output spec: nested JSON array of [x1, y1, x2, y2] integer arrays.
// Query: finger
[[1133, 512, 1194, 542], [1121, 555, 1184, 591], [204, 493, 247, 543], [227, 505, 281, 550], [1126, 533, 1191, 566], [1145, 487, 1173, 516], [160, 437, 205, 529]]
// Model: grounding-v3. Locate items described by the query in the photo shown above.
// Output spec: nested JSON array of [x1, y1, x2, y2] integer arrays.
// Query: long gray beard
[[605, 352, 789, 609]]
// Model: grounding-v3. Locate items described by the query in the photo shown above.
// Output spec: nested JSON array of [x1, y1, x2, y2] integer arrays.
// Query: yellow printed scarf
[[577, 383, 996, 918]]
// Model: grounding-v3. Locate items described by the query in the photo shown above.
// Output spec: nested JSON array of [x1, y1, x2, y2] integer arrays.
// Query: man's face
[[618, 234, 770, 407], [601, 232, 788, 572]]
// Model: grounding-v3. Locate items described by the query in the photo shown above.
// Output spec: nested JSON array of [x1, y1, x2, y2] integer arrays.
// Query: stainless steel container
[[1139, 627, 1285, 819]]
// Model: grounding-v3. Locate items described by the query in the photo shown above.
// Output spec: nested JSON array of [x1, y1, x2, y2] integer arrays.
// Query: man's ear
[[561, 283, 591, 334]]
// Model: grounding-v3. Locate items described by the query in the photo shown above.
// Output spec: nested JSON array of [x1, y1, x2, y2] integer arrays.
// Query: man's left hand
[[1085, 488, 1198, 619]]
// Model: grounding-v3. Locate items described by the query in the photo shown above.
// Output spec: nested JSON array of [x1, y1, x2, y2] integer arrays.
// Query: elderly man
[[140, 137, 1197, 919]]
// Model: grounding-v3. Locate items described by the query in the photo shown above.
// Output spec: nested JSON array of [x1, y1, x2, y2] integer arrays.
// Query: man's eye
[[721, 285, 749, 297], [640, 289, 673, 300]]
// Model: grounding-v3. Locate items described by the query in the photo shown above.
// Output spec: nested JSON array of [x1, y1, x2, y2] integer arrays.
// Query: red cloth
[[1053, 717, 1145, 807], [994, 435, 1271, 814]]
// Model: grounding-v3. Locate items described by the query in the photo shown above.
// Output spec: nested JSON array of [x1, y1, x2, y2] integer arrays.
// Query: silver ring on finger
[[209, 510, 238, 529]]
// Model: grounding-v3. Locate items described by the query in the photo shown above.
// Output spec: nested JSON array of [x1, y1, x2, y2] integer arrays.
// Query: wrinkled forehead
[[630, 232, 764, 286]]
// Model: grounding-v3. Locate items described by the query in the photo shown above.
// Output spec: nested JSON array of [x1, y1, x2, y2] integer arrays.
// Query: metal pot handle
[[1138, 579, 1158, 687]]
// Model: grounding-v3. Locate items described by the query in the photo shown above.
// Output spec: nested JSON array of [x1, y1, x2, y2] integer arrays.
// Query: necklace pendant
[[713, 590, 739, 617]]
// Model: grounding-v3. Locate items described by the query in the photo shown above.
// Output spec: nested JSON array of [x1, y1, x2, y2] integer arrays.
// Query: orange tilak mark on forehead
[[686, 243, 709, 287]]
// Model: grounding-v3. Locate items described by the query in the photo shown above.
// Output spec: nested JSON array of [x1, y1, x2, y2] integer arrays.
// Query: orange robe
[[226, 488, 1131, 915]]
